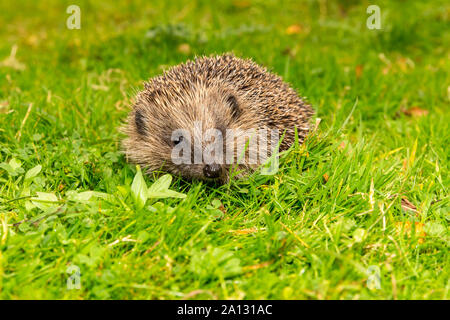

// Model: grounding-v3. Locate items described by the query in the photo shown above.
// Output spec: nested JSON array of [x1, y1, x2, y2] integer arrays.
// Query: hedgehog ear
[[226, 94, 240, 119], [134, 109, 147, 136]]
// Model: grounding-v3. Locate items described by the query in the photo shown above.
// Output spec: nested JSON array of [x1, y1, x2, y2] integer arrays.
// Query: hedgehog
[[122, 54, 314, 183]]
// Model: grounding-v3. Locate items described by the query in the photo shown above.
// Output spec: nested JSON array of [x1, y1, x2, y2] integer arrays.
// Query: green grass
[[0, 0, 449, 299]]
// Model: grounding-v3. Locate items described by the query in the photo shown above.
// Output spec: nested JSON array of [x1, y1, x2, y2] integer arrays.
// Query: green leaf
[[67, 190, 111, 202], [147, 174, 172, 193], [137, 230, 150, 242], [148, 189, 187, 199], [424, 222, 446, 237], [9, 158, 22, 171], [31, 192, 59, 213], [211, 198, 222, 208], [131, 166, 148, 209], [352, 228, 366, 242], [18, 221, 31, 232], [206, 199, 224, 219], [0, 163, 14, 175], [24, 200, 36, 211], [147, 174, 186, 199], [0, 158, 24, 176], [25, 164, 42, 181]]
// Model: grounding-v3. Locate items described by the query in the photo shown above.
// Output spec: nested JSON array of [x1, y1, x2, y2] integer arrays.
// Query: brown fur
[[121, 54, 314, 182]]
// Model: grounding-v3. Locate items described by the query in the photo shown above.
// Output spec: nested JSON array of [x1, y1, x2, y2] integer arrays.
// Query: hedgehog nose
[[203, 164, 222, 179]]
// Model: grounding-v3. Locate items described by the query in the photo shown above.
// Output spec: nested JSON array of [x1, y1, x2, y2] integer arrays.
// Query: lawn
[[0, 0, 448, 299]]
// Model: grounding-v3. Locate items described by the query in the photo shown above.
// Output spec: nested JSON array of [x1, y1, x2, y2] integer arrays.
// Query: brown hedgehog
[[122, 54, 314, 183]]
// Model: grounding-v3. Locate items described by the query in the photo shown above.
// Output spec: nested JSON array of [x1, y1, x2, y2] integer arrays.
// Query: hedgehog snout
[[203, 163, 222, 179]]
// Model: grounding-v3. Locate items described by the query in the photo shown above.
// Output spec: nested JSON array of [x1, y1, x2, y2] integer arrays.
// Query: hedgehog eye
[[172, 135, 184, 146], [135, 110, 146, 136], [226, 94, 240, 119]]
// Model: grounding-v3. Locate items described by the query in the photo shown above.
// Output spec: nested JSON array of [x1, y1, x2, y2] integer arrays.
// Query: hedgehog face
[[122, 84, 255, 183]]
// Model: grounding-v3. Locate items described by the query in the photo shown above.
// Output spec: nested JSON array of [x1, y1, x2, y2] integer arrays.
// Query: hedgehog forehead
[[153, 83, 233, 121]]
